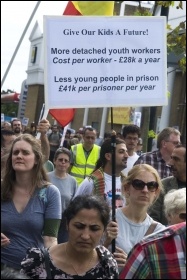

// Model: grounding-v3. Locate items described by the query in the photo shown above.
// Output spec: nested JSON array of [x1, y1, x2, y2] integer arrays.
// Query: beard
[[14, 127, 21, 134]]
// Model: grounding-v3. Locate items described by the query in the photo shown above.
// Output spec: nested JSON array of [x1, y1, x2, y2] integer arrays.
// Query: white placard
[[44, 16, 167, 109], [134, 112, 142, 127], [1, 113, 5, 123], [22, 117, 29, 126]]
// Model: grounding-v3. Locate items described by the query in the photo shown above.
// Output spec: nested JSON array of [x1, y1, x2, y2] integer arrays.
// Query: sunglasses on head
[[131, 179, 159, 192]]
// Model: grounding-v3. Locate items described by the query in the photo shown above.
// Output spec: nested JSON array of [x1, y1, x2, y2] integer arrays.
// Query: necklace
[[65, 244, 94, 276]]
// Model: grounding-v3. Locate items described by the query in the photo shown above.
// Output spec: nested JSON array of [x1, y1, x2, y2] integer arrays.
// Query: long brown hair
[[1, 134, 51, 201]]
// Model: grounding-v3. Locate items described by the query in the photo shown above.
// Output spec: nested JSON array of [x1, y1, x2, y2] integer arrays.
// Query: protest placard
[[44, 16, 167, 108]]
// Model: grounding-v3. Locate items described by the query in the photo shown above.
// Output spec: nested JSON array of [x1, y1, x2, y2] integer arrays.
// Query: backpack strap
[[144, 221, 158, 236]]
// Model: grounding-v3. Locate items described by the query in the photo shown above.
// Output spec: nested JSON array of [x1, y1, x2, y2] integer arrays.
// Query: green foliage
[[167, 21, 186, 72], [132, 1, 186, 73], [148, 130, 157, 138], [1, 103, 18, 117], [178, 56, 186, 72], [157, 1, 183, 9], [157, 1, 175, 8], [156, 1, 186, 73], [167, 90, 171, 98], [134, 9, 152, 16]]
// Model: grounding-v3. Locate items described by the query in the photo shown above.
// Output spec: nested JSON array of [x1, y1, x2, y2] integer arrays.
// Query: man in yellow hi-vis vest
[[69, 127, 100, 185]]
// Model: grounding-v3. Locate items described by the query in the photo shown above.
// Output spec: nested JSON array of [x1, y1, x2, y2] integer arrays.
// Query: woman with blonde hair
[[104, 164, 165, 268], [164, 188, 186, 225], [1, 134, 62, 270]]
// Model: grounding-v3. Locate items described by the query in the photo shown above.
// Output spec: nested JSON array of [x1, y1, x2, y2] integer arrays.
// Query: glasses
[[179, 213, 186, 220], [57, 158, 69, 163], [131, 179, 159, 192], [165, 140, 181, 146]]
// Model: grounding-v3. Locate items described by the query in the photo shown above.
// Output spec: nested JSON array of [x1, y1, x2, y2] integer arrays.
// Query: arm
[[43, 185, 62, 247], [40, 134, 50, 163], [43, 218, 61, 248], [43, 236, 57, 248], [37, 119, 50, 163]]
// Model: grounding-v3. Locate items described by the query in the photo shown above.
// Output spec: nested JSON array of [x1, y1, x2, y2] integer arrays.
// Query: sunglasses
[[179, 213, 186, 220], [132, 179, 159, 192]]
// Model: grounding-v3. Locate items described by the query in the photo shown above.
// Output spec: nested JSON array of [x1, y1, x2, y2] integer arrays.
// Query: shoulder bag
[[144, 221, 158, 236]]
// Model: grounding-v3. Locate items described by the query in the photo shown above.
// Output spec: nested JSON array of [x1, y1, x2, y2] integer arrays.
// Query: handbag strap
[[144, 221, 158, 236], [41, 248, 52, 279]]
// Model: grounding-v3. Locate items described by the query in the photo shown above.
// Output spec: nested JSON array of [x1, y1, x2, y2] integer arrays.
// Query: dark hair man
[[148, 144, 186, 225]]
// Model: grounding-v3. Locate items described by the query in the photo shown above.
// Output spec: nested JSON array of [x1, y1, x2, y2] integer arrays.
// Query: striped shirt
[[120, 222, 186, 279], [134, 150, 172, 179]]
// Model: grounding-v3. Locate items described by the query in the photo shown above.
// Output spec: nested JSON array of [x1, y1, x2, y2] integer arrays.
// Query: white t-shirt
[[115, 208, 165, 254], [74, 172, 125, 207], [122, 152, 139, 176]]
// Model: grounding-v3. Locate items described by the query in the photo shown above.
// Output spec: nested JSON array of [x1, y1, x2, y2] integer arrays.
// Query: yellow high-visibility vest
[[70, 143, 100, 185]]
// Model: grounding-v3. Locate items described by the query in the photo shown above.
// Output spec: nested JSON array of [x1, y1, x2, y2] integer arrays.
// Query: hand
[[1, 233, 10, 247], [103, 221, 118, 248], [113, 246, 128, 267], [106, 220, 118, 239], [37, 119, 50, 135]]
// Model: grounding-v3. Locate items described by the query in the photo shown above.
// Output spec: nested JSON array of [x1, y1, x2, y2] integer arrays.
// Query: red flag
[[63, 1, 81, 15], [49, 108, 75, 127]]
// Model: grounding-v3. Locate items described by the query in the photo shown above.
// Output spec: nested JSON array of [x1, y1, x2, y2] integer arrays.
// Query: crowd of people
[[1, 119, 186, 279]]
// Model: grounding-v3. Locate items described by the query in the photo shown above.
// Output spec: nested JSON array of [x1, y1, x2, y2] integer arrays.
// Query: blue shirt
[[1, 185, 61, 269]]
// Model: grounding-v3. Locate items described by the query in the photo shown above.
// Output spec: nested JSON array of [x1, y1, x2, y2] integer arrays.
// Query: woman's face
[[12, 140, 37, 172], [54, 153, 70, 172], [67, 208, 105, 254], [126, 171, 158, 207]]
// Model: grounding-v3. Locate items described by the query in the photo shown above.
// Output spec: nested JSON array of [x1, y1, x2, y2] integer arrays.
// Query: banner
[[108, 107, 135, 124], [44, 16, 167, 109]]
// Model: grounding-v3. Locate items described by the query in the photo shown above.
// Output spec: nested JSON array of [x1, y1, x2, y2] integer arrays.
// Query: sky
[[1, 1, 68, 93]]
